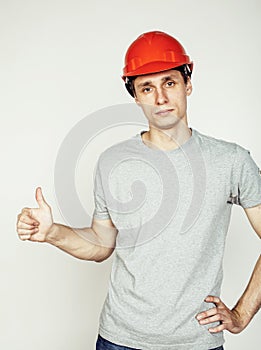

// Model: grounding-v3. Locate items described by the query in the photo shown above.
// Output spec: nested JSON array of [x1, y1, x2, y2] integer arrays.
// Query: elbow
[[94, 247, 115, 263], [94, 257, 107, 263]]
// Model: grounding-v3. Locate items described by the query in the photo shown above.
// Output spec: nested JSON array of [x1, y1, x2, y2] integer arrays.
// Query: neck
[[142, 123, 192, 151]]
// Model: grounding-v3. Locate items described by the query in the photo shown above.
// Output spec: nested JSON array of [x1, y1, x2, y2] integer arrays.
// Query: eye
[[165, 80, 175, 87], [142, 87, 152, 93]]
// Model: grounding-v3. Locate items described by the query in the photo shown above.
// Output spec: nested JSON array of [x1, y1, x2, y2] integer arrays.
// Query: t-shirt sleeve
[[92, 155, 111, 220], [229, 144, 261, 208]]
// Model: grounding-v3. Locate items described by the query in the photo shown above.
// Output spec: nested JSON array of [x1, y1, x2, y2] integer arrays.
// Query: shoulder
[[194, 129, 250, 161], [97, 135, 139, 168]]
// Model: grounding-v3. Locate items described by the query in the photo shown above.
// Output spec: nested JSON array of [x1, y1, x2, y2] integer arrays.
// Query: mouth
[[154, 108, 174, 117]]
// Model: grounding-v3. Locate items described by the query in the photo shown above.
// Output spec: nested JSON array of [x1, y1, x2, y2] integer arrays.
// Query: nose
[[155, 87, 168, 105]]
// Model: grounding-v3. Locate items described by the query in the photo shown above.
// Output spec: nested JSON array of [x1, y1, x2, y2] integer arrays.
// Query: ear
[[135, 97, 141, 106], [185, 78, 192, 96]]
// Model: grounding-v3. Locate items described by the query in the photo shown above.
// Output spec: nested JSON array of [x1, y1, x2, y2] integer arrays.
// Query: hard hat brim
[[122, 60, 193, 79]]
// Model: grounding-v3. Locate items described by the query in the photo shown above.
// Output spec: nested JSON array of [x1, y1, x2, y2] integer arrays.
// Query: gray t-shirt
[[92, 127, 261, 350]]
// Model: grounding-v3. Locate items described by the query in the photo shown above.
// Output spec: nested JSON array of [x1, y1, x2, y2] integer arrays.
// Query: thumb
[[35, 186, 48, 209]]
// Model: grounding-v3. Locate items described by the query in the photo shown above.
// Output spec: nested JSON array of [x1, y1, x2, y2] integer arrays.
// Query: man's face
[[133, 69, 192, 130]]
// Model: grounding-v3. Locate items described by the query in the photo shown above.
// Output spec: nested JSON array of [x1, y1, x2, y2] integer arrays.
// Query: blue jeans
[[96, 334, 224, 350]]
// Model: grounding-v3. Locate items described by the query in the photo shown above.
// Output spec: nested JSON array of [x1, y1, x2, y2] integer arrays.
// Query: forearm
[[232, 254, 261, 328], [46, 223, 103, 261]]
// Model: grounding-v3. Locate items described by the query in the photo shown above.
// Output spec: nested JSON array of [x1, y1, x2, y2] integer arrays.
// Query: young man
[[16, 31, 261, 350]]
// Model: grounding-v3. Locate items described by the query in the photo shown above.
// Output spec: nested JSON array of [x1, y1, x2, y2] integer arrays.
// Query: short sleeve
[[92, 155, 111, 220], [229, 144, 261, 208]]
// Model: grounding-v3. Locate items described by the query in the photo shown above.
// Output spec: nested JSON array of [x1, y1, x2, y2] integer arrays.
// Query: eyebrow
[[136, 74, 179, 88]]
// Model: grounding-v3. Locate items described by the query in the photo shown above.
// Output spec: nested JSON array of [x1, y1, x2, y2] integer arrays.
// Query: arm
[[46, 217, 117, 262], [196, 203, 261, 333], [16, 187, 118, 263]]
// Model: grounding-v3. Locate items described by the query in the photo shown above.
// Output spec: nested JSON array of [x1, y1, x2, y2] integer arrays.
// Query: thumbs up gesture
[[17, 187, 54, 242]]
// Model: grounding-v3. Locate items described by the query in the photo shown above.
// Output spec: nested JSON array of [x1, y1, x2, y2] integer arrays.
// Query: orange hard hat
[[122, 31, 193, 80]]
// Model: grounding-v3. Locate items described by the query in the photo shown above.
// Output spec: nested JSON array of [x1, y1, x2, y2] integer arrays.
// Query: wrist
[[232, 305, 252, 330], [45, 223, 60, 245]]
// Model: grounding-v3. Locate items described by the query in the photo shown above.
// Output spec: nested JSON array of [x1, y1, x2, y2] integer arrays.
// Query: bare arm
[[232, 204, 261, 328], [231, 254, 261, 329], [16, 187, 118, 263], [45, 218, 117, 262], [196, 203, 261, 333]]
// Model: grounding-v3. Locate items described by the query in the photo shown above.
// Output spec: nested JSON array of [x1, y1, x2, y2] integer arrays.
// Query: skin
[[196, 208, 261, 334], [16, 188, 118, 261], [16, 69, 261, 337], [133, 69, 192, 151]]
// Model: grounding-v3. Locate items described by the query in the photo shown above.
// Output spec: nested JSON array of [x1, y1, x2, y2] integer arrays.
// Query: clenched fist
[[16, 187, 54, 242]]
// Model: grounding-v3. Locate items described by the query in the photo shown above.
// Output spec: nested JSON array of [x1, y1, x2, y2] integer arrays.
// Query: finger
[[196, 307, 218, 320], [18, 227, 39, 235], [22, 207, 32, 215], [17, 222, 39, 230], [19, 215, 39, 226], [198, 313, 223, 325], [19, 234, 32, 241], [16, 214, 21, 226], [205, 295, 223, 306], [35, 187, 48, 209], [208, 324, 225, 333]]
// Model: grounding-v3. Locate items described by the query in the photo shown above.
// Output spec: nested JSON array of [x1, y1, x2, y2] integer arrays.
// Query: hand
[[16, 187, 54, 242], [196, 295, 247, 334]]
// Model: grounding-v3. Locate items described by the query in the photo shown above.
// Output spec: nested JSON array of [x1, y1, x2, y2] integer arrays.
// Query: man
[[16, 31, 261, 350]]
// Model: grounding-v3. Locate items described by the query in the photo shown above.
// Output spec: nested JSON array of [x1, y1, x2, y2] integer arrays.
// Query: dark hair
[[125, 64, 192, 98], [173, 64, 192, 84]]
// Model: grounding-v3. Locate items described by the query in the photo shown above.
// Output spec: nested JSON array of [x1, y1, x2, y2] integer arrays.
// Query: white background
[[1, 0, 260, 349]]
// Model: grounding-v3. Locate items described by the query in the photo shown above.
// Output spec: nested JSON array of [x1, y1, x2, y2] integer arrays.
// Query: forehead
[[134, 69, 182, 86]]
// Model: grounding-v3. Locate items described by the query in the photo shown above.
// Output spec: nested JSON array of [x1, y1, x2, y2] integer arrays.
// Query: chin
[[152, 121, 181, 131]]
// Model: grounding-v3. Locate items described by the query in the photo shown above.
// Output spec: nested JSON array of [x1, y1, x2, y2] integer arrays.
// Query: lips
[[155, 108, 174, 116]]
